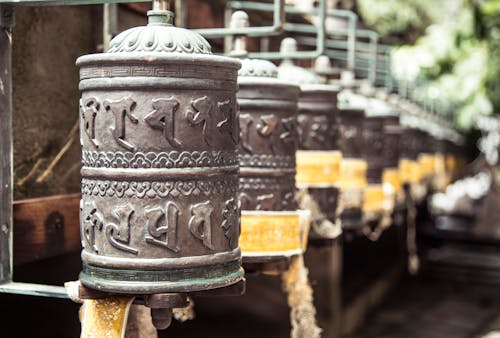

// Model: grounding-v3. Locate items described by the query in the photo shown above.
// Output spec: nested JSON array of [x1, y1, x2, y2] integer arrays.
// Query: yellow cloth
[[239, 211, 310, 254], [418, 153, 436, 179], [296, 150, 342, 186], [382, 167, 402, 193], [399, 158, 421, 184], [81, 296, 134, 338], [363, 184, 385, 213], [339, 158, 367, 189]]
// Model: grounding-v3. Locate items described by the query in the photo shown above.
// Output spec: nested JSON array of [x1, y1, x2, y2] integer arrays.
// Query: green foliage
[[359, 0, 498, 130]]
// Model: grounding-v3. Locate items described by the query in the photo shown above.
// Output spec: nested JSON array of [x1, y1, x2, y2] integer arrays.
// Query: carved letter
[[280, 117, 296, 146], [257, 114, 279, 154], [221, 198, 239, 249], [81, 201, 103, 253], [256, 114, 278, 137], [239, 114, 253, 154], [189, 200, 215, 250], [145, 201, 180, 252], [144, 97, 182, 148], [186, 96, 212, 145], [105, 203, 138, 255], [80, 97, 100, 148], [256, 194, 277, 211], [217, 99, 238, 144], [104, 97, 138, 151]]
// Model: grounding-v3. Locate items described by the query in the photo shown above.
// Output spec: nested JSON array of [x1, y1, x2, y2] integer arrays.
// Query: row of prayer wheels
[[76, 6, 466, 298]]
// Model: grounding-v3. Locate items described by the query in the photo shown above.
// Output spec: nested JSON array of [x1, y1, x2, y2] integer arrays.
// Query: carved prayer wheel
[[337, 71, 368, 227], [231, 13, 307, 258], [76, 6, 243, 294], [278, 39, 342, 239], [381, 114, 403, 202]]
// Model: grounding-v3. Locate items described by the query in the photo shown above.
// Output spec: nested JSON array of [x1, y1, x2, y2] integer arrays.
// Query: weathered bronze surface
[[77, 8, 243, 294], [237, 58, 300, 211]]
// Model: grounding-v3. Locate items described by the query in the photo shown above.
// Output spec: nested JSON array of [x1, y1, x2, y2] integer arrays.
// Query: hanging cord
[[282, 255, 322, 338], [404, 183, 420, 274], [361, 187, 395, 241], [296, 188, 342, 239]]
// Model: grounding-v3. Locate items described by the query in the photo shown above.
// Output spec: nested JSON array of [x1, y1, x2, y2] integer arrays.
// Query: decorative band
[[238, 153, 295, 169], [81, 176, 237, 199], [81, 259, 242, 284], [80, 65, 236, 82], [82, 150, 238, 169]]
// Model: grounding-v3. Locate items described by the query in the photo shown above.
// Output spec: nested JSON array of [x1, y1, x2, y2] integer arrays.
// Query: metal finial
[[229, 11, 249, 57], [148, 0, 174, 25], [280, 37, 298, 57]]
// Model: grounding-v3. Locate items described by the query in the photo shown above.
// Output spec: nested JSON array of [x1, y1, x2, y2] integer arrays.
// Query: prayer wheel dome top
[[108, 9, 212, 54], [277, 38, 322, 85], [229, 11, 279, 78], [238, 58, 278, 78]]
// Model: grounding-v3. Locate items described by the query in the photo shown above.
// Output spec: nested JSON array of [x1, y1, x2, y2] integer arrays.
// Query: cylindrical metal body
[[298, 84, 341, 222], [362, 116, 385, 184], [237, 61, 300, 211], [77, 11, 243, 294], [382, 115, 401, 169]]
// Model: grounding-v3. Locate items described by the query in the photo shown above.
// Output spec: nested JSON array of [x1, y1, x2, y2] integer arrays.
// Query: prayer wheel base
[[80, 261, 244, 294]]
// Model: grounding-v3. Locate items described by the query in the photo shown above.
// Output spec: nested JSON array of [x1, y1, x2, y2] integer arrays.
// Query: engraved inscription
[[105, 203, 139, 255], [221, 198, 239, 249], [81, 200, 104, 253], [144, 97, 181, 148], [280, 117, 296, 151], [217, 99, 238, 144], [256, 114, 278, 137], [189, 201, 215, 250], [298, 115, 329, 149], [257, 114, 279, 154], [186, 96, 213, 146], [80, 97, 100, 148], [104, 97, 139, 151], [239, 114, 253, 153], [145, 201, 180, 252]]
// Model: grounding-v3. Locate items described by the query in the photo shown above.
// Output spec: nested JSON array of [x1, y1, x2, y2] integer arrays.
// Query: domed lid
[[107, 2, 212, 54], [277, 38, 321, 85], [313, 55, 342, 82], [337, 89, 369, 112], [229, 11, 278, 79]]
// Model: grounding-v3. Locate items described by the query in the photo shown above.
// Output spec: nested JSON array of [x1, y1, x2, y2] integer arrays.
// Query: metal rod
[[195, 0, 285, 38], [246, 0, 328, 60], [174, 0, 186, 27], [0, 282, 69, 299], [102, 3, 117, 52], [0, 4, 14, 284], [222, 2, 357, 62]]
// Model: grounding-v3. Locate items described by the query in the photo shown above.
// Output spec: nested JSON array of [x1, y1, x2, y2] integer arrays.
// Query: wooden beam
[[13, 193, 81, 265]]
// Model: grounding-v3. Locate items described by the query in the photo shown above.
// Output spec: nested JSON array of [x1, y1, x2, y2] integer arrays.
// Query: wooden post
[[0, 4, 14, 284]]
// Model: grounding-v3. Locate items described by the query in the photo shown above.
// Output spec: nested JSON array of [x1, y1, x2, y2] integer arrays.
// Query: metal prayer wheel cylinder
[[337, 81, 368, 225], [278, 40, 342, 235], [237, 59, 300, 212], [382, 115, 403, 199], [77, 8, 243, 294], [362, 116, 385, 184]]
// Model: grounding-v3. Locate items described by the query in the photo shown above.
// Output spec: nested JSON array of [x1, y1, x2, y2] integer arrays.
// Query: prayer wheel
[[337, 71, 368, 227], [77, 5, 243, 294], [278, 39, 342, 240], [230, 13, 305, 256]]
